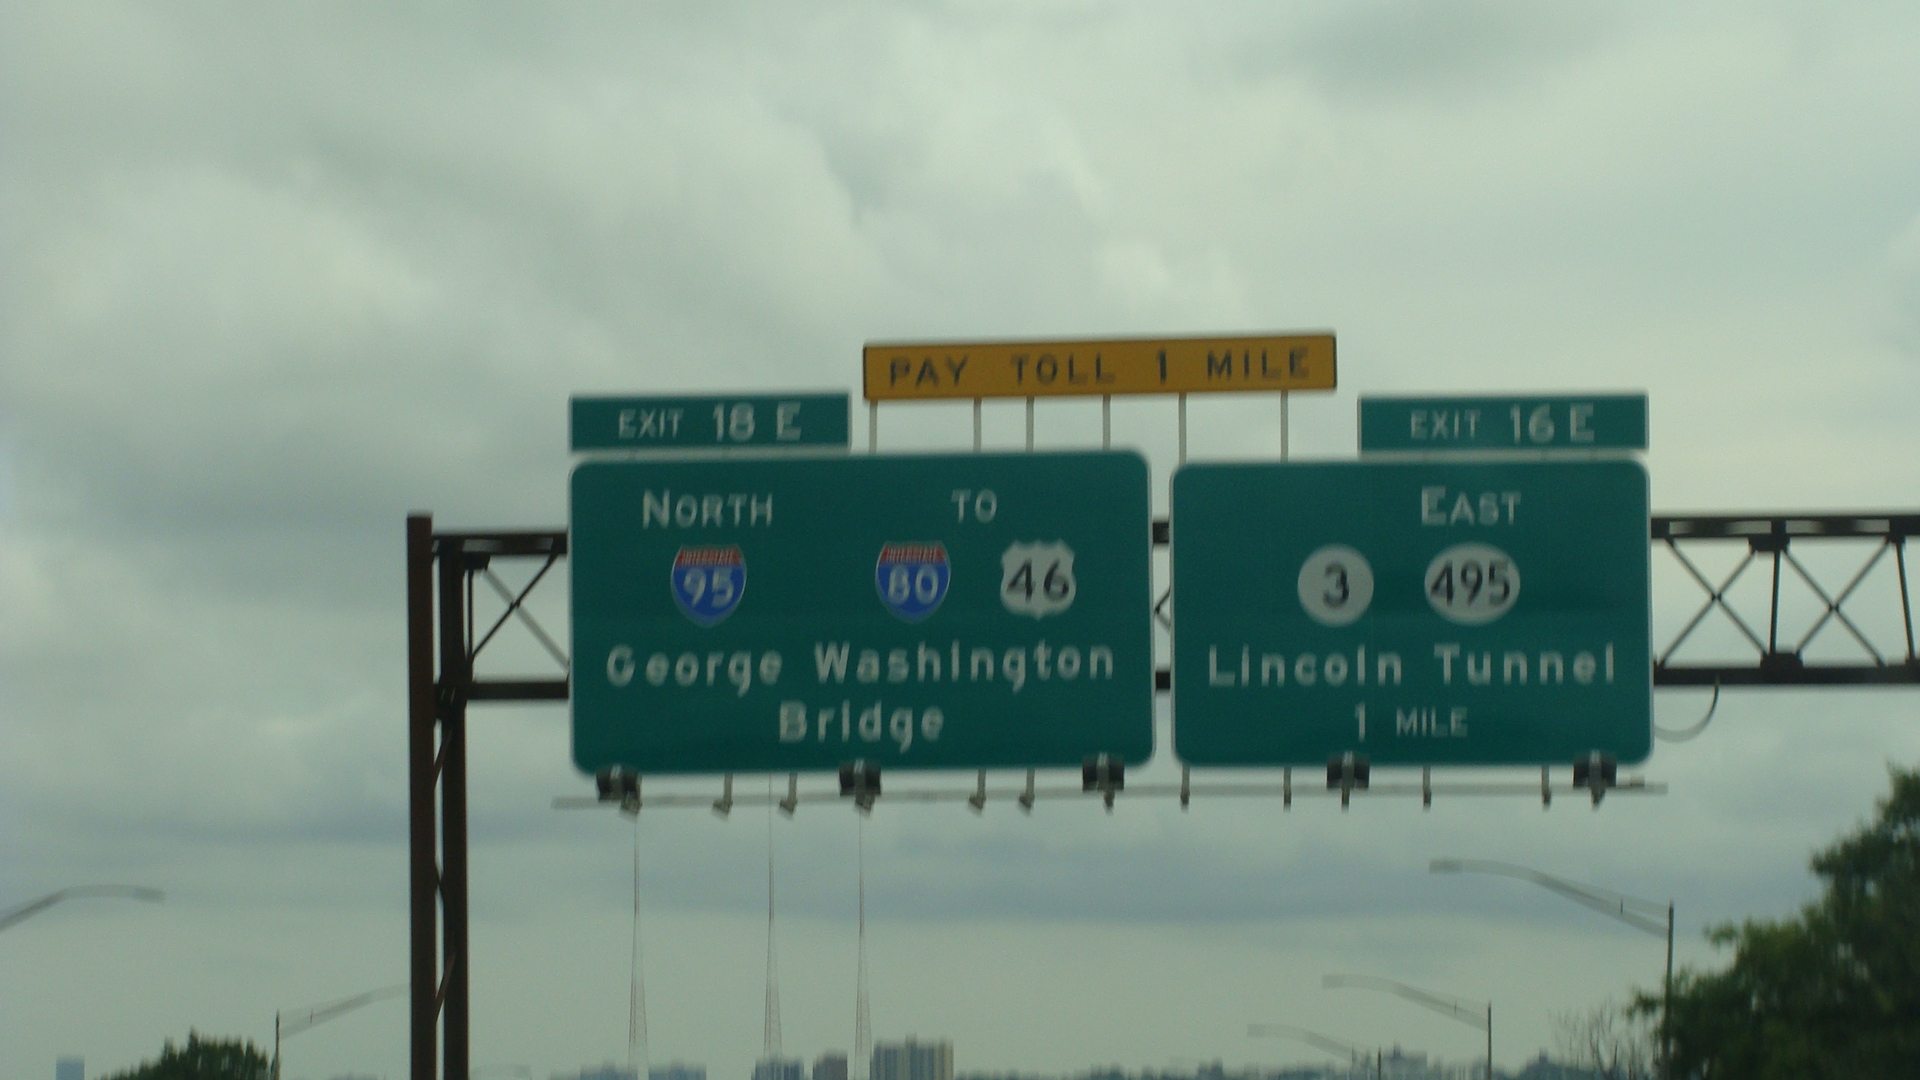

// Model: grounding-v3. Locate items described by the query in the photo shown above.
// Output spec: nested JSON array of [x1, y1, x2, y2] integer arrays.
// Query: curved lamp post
[[1248, 1022, 1377, 1078], [1323, 974, 1490, 1080], [1, 886, 164, 932], [274, 983, 408, 1080], [1430, 858, 1673, 1079]]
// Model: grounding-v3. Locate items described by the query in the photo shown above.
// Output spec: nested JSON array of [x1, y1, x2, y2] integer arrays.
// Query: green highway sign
[[571, 451, 1153, 774], [1359, 394, 1648, 453], [571, 393, 850, 451], [1171, 459, 1650, 767]]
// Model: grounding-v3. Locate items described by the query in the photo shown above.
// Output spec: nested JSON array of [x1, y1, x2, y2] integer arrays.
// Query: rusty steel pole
[[407, 515, 439, 1080], [438, 540, 471, 1080]]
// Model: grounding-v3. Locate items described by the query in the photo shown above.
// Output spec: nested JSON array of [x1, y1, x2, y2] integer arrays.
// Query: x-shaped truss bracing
[[1652, 513, 1918, 686]]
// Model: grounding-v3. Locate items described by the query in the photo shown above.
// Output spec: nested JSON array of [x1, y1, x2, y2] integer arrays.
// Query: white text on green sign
[[1171, 459, 1650, 767], [569, 452, 1154, 774], [1358, 394, 1648, 453], [570, 393, 850, 451]]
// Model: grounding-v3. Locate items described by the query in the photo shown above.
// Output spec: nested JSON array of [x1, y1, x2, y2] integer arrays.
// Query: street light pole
[[0, 886, 164, 932], [1248, 1022, 1379, 1078], [1430, 858, 1674, 1079], [274, 983, 409, 1080], [1664, 899, 1675, 1079], [1323, 974, 1491, 1080]]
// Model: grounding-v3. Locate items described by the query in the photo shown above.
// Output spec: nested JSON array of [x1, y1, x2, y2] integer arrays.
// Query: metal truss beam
[[1651, 513, 1917, 686], [405, 507, 1915, 1079]]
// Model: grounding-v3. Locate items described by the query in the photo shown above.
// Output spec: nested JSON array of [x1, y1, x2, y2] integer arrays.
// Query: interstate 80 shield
[[570, 450, 1154, 775], [875, 542, 950, 622]]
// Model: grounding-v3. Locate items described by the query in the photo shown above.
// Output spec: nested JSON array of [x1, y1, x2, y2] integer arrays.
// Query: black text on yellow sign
[[862, 333, 1336, 401]]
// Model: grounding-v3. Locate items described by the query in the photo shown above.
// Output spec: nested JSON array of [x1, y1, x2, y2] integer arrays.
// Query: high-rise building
[[869, 1039, 951, 1080], [812, 1053, 848, 1080], [750, 1059, 804, 1080], [56, 1059, 83, 1080], [650, 1064, 707, 1080], [556, 1065, 638, 1080]]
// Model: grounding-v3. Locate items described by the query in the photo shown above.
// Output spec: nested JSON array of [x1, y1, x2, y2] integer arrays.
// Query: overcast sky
[[4, 2, 1919, 1079]]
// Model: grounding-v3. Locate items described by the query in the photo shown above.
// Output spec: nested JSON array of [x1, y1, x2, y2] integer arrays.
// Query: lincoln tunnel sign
[[1171, 459, 1652, 767]]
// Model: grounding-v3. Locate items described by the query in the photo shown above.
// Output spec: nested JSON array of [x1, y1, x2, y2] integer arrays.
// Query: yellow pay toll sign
[[862, 333, 1336, 401]]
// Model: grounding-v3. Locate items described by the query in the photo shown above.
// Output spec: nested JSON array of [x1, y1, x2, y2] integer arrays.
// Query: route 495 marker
[[1171, 459, 1650, 767]]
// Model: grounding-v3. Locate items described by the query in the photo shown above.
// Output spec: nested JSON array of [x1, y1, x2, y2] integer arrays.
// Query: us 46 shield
[[1001, 540, 1076, 618]]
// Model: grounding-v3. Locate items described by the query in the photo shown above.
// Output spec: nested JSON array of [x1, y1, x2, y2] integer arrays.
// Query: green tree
[[100, 1032, 271, 1080], [1648, 764, 1920, 1079]]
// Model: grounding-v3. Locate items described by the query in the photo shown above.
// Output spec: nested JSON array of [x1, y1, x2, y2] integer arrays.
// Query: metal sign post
[[408, 518, 567, 1080]]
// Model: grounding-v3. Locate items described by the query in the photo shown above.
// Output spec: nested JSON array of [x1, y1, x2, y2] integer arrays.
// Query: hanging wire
[[1655, 679, 1720, 742], [629, 817, 648, 1076], [854, 814, 871, 1079], [762, 778, 782, 1060]]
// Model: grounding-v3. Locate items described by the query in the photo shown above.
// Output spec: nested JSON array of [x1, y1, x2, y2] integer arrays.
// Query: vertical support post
[[1895, 537, 1914, 661], [1486, 1004, 1493, 1080], [1279, 391, 1289, 461], [406, 515, 438, 1080], [1101, 395, 1111, 449], [1024, 397, 1034, 450], [972, 399, 982, 451], [1768, 533, 1783, 655], [1663, 902, 1675, 1080], [1177, 393, 1187, 463], [437, 543, 471, 1080]]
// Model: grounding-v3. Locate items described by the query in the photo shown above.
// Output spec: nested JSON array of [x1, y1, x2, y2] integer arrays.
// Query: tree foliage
[[1649, 764, 1920, 1079], [99, 1032, 271, 1080], [1552, 998, 1656, 1079]]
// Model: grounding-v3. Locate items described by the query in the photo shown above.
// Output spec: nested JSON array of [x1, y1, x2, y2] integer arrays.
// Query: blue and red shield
[[671, 546, 745, 626], [875, 542, 950, 623]]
